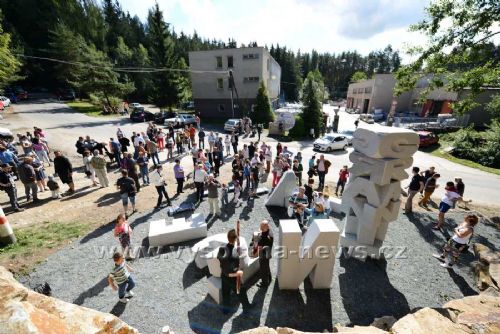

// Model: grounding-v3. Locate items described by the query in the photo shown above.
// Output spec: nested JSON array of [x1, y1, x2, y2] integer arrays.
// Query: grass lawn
[[66, 101, 116, 117], [0, 221, 92, 275], [420, 138, 500, 176]]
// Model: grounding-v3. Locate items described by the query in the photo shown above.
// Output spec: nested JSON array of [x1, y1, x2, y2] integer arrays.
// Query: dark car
[[4, 87, 27, 101], [130, 108, 155, 122], [57, 89, 76, 101], [417, 131, 439, 148], [154, 111, 177, 125]]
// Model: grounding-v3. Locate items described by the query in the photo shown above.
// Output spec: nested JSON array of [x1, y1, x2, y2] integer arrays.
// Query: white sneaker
[[125, 290, 134, 298], [119, 297, 129, 303], [432, 253, 445, 261], [440, 262, 453, 269]]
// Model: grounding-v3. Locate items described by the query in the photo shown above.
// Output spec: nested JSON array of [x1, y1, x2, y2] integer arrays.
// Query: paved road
[[3, 100, 500, 206]]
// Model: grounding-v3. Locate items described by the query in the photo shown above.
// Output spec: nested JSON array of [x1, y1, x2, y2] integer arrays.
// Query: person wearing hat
[[150, 164, 171, 209], [0, 163, 23, 211], [193, 163, 207, 203]]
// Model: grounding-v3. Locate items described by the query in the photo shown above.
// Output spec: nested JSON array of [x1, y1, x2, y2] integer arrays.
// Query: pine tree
[[301, 72, 323, 138], [252, 81, 274, 127], [146, 3, 178, 108]]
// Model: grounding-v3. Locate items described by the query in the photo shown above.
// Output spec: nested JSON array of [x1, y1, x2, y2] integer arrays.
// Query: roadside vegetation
[[0, 221, 92, 275], [421, 122, 500, 175], [66, 100, 115, 117]]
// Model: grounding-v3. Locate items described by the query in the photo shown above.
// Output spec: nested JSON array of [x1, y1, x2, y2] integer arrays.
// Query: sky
[[118, 0, 430, 62]]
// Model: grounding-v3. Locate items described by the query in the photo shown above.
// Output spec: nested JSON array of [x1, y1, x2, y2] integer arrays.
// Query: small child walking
[[221, 183, 229, 207], [433, 214, 478, 268], [108, 251, 135, 303], [114, 213, 134, 260], [233, 179, 242, 207], [47, 175, 61, 199]]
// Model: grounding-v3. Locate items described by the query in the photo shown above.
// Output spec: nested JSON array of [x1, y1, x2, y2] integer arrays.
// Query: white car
[[164, 114, 197, 128], [0, 96, 11, 107], [224, 119, 241, 132], [335, 130, 354, 145], [313, 134, 349, 152], [129, 102, 142, 110]]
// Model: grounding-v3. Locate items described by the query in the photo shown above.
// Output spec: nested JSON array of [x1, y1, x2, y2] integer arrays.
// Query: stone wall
[[0, 266, 139, 334]]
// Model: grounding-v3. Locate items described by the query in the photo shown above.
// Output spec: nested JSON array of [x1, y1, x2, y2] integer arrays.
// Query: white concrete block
[[265, 170, 298, 207], [148, 216, 207, 247], [329, 197, 342, 213], [340, 229, 384, 259], [342, 177, 401, 208], [352, 127, 419, 159], [277, 218, 340, 290], [207, 276, 222, 304], [192, 233, 228, 269], [205, 237, 255, 282], [349, 152, 413, 184]]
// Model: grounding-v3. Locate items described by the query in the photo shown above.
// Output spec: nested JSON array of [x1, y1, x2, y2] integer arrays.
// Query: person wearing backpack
[[432, 214, 478, 269]]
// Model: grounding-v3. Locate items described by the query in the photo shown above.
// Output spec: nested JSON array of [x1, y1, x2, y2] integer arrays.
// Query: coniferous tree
[[0, 10, 21, 89], [146, 3, 178, 108], [252, 81, 274, 127], [301, 72, 323, 138]]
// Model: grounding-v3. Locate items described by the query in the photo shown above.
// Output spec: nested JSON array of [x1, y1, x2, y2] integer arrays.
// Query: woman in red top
[[335, 165, 349, 196], [114, 214, 134, 260]]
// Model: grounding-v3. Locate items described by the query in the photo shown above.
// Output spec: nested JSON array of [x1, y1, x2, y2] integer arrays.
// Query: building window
[[216, 56, 222, 69], [217, 78, 224, 90], [243, 53, 259, 60], [218, 104, 225, 112], [227, 56, 233, 68], [364, 87, 372, 94], [243, 76, 259, 83]]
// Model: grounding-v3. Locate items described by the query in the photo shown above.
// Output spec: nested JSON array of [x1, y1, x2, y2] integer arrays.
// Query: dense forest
[[0, 0, 402, 107]]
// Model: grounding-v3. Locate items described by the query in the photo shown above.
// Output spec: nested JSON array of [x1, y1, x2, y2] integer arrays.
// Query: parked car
[[372, 109, 385, 122], [0, 96, 11, 107], [417, 131, 439, 148], [181, 101, 195, 110], [224, 119, 241, 132], [0, 127, 14, 141], [129, 102, 142, 110], [154, 111, 177, 125], [164, 114, 196, 128], [313, 134, 349, 152], [5, 87, 28, 101], [336, 130, 354, 145], [56, 89, 76, 101], [130, 108, 155, 122], [359, 113, 374, 124]]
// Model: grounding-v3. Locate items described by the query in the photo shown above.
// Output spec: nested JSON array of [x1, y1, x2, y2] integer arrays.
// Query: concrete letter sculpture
[[196, 234, 259, 304], [277, 218, 340, 290], [340, 126, 418, 258], [148, 213, 207, 247], [265, 170, 298, 207]]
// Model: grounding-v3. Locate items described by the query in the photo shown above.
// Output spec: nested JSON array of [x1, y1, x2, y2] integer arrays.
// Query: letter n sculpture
[[340, 126, 419, 258]]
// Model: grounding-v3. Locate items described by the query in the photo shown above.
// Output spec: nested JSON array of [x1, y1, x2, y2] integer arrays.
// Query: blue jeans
[[114, 152, 121, 166], [140, 165, 149, 184], [121, 193, 136, 206], [150, 152, 160, 166], [118, 276, 135, 299]]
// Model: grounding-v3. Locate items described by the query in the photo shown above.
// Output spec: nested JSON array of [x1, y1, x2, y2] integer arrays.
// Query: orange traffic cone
[[0, 206, 16, 246]]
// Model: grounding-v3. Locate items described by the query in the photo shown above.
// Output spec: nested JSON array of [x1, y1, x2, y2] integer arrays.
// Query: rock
[[391, 307, 471, 334], [475, 262, 495, 291], [473, 243, 499, 265], [444, 295, 500, 333], [239, 327, 277, 334], [370, 315, 397, 330], [333, 325, 388, 333], [472, 243, 500, 291], [481, 287, 500, 297], [0, 266, 139, 334]]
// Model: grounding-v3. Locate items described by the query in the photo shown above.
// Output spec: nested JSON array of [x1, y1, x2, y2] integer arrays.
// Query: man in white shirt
[[193, 163, 208, 202], [250, 153, 260, 167], [150, 165, 171, 208]]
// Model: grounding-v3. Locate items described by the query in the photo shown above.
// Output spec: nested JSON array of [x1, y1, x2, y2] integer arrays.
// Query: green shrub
[[288, 115, 306, 139], [449, 122, 500, 168]]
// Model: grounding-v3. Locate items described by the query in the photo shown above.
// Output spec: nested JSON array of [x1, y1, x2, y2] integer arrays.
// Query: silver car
[[224, 119, 241, 132]]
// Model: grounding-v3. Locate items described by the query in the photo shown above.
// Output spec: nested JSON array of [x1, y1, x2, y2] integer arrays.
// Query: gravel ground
[[21, 193, 498, 334]]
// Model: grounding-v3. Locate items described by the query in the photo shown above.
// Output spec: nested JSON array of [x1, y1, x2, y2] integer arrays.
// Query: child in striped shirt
[[108, 251, 136, 303]]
